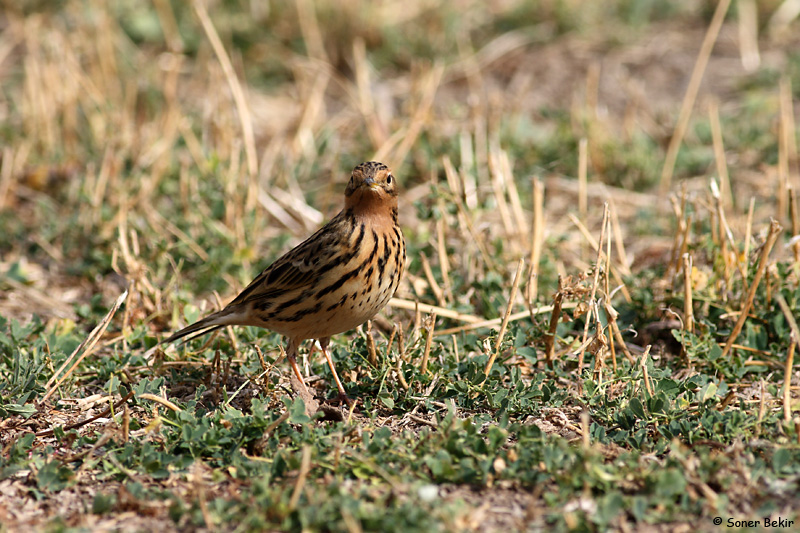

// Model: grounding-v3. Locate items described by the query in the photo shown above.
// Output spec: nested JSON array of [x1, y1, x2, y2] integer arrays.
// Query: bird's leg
[[286, 338, 318, 415], [318, 338, 353, 407]]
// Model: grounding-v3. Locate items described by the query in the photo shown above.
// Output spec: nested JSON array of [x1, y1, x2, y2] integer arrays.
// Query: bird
[[162, 161, 406, 407]]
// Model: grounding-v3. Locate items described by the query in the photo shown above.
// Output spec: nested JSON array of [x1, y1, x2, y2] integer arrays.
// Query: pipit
[[163, 161, 406, 407]]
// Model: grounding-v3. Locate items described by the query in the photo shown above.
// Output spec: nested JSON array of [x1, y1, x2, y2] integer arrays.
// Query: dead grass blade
[[194, 1, 257, 180], [483, 258, 525, 380], [660, 0, 732, 192], [721, 219, 782, 359], [388, 297, 481, 323], [42, 290, 129, 403]]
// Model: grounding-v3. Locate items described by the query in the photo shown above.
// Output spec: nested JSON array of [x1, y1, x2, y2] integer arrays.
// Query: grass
[[2, 0, 800, 531]]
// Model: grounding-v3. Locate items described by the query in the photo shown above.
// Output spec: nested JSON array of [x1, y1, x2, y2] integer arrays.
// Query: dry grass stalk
[[194, 1, 257, 181], [567, 211, 631, 302], [721, 219, 782, 359], [780, 77, 799, 184], [483, 258, 525, 379], [737, 0, 760, 72], [139, 393, 182, 412], [42, 290, 129, 403], [489, 149, 516, 244], [605, 301, 634, 364], [744, 198, 755, 277], [783, 340, 796, 423], [683, 253, 695, 335], [419, 253, 445, 307], [0, 146, 15, 210], [609, 199, 631, 277], [711, 179, 746, 286], [442, 154, 496, 270], [501, 151, 528, 241], [152, 0, 184, 51], [451, 335, 460, 365], [459, 130, 478, 209], [395, 352, 410, 392], [578, 138, 588, 222], [640, 345, 654, 397], [122, 404, 130, 443], [420, 314, 437, 374], [581, 409, 591, 450], [660, 0, 731, 192], [544, 278, 566, 368], [708, 99, 733, 207], [577, 204, 609, 381], [603, 210, 616, 371], [590, 306, 609, 385], [365, 320, 379, 367], [790, 188, 800, 263], [777, 77, 798, 227], [385, 324, 398, 359], [667, 190, 686, 276], [776, 294, 800, 422], [527, 177, 545, 307]]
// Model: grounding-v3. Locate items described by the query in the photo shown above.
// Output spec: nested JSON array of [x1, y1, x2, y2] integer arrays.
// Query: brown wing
[[227, 211, 350, 308]]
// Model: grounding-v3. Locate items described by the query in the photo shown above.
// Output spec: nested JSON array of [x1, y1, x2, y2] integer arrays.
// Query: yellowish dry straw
[[721, 220, 782, 359], [660, 0, 731, 192], [194, 2, 257, 180], [776, 295, 800, 422], [483, 259, 525, 380]]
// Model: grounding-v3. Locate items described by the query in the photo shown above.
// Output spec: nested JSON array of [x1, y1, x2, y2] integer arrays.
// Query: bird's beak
[[362, 177, 379, 190]]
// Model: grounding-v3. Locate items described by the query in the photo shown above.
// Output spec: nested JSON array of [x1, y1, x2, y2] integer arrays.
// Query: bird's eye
[[387, 175, 393, 185]]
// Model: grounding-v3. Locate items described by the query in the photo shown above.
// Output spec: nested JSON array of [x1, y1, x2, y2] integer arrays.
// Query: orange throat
[[345, 188, 397, 221]]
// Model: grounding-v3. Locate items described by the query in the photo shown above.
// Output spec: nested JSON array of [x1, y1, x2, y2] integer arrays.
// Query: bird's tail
[[161, 309, 237, 345]]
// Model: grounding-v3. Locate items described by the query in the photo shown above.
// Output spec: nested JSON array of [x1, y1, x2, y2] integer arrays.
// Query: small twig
[[578, 204, 609, 383], [264, 410, 292, 437], [683, 253, 694, 335], [544, 280, 565, 368], [483, 258, 525, 380], [420, 314, 437, 374], [776, 294, 800, 423], [139, 393, 182, 412], [721, 219, 782, 358], [395, 353, 410, 392], [640, 346, 654, 397], [365, 320, 379, 367]]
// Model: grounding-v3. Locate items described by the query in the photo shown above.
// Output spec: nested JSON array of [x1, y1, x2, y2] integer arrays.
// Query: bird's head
[[344, 161, 398, 216]]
